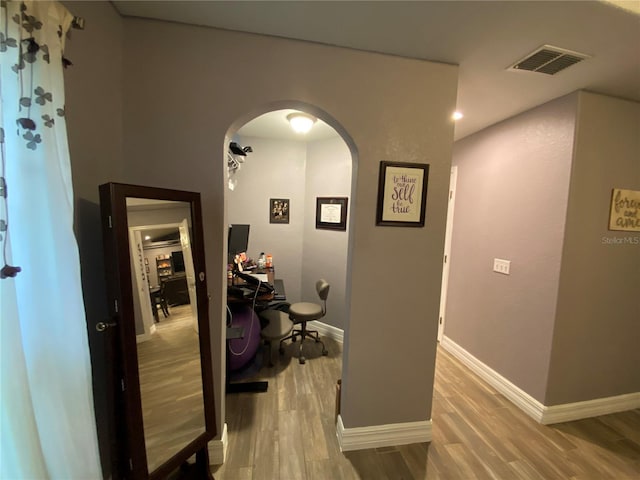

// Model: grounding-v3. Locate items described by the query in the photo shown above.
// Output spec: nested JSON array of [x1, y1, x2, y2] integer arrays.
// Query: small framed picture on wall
[[316, 197, 348, 231], [270, 198, 290, 224]]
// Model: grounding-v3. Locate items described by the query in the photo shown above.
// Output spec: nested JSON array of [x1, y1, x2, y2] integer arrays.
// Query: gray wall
[[546, 92, 640, 405], [303, 137, 352, 330], [63, 1, 124, 476], [446, 91, 640, 407], [228, 136, 307, 302], [61, 6, 456, 470], [120, 18, 457, 431], [445, 94, 578, 402]]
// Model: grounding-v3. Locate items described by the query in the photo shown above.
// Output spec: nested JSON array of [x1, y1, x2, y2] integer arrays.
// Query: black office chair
[[151, 282, 170, 321], [279, 279, 330, 364]]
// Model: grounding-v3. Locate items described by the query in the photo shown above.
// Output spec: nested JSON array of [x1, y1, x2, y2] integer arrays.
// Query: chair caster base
[[322, 349, 328, 356], [299, 356, 306, 364]]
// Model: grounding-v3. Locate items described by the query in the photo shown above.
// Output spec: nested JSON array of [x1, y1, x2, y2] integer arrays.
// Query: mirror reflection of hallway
[[125, 198, 205, 473]]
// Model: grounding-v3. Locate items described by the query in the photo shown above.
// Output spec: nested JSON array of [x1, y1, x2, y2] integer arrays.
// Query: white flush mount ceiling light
[[287, 112, 317, 134], [452, 111, 464, 121]]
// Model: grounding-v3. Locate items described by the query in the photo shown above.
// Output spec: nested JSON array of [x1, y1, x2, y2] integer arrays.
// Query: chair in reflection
[[150, 282, 170, 322]]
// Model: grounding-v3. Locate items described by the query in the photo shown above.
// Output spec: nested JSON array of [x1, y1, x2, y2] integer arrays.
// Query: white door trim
[[437, 166, 458, 342]]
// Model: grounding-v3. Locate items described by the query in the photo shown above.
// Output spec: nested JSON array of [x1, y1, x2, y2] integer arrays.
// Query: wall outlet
[[493, 258, 511, 275]]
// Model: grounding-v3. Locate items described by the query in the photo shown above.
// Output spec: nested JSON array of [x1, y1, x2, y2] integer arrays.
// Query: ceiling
[[113, 1, 640, 141], [236, 109, 337, 142]]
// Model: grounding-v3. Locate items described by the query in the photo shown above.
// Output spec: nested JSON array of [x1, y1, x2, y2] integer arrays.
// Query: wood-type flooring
[[137, 304, 206, 472], [212, 335, 640, 479]]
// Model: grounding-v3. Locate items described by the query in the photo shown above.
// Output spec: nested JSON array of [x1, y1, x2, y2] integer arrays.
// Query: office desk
[[227, 268, 284, 304], [226, 276, 287, 394]]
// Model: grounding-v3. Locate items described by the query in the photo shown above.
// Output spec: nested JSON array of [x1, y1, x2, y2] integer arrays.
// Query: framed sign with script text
[[609, 188, 640, 232], [376, 161, 429, 227]]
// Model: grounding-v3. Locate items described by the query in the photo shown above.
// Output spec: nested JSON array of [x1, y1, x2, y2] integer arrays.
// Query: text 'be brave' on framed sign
[[376, 161, 429, 227]]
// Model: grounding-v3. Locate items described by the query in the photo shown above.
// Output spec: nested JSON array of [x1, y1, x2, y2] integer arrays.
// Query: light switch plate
[[493, 258, 510, 275]]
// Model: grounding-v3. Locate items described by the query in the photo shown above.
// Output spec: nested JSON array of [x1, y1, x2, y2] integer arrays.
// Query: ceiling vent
[[509, 45, 590, 75]]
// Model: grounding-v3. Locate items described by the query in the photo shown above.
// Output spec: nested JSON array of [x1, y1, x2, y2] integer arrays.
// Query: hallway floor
[[212, 337, 640, 479]]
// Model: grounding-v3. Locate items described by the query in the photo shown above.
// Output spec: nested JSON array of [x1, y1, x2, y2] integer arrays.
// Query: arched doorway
[[215, 104, 357, 473]]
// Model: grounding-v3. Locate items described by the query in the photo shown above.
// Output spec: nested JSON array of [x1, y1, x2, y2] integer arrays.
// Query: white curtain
[[0, 1, 101, 478]]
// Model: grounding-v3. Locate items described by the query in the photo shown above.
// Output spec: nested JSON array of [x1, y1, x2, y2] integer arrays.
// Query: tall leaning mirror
[[99, 183, 216, 480]]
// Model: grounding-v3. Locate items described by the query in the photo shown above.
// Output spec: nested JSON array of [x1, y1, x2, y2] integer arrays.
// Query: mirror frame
[[99, 182, 216, 479]]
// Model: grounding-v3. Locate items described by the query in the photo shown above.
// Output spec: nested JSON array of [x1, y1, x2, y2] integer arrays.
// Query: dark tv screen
[[172, 250, 185, 273]]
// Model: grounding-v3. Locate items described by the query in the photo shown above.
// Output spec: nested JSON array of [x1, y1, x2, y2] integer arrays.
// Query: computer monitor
[[228, 224, 250, 261]]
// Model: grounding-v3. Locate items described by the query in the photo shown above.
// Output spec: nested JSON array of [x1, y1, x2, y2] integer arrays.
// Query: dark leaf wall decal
[[1, 264, 22, 278], [22, 14, 43, 33], [0, 32, 18, 52], [41, 44, 49, 63], [23, 51, 37, 64], [42, 114, 54, 127], [17, 118, 36, 130], [34, 86, 52, 105], [19, 97, 31, 107], [23, 131, 42, 150], [11, 57, 25, 73], [24, 37, 39, 53]]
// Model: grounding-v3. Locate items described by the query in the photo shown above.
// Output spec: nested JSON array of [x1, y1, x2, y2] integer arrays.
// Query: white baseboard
[[136, 325, 156, 344], [541, 392, 640, 425], [336, 414, 432, 452], [441, 335, 640, 425], [208, 423, 228, 465], [308, 320, 344, 343], [136, 333, 151, 344], [441, 336, 546, 422]]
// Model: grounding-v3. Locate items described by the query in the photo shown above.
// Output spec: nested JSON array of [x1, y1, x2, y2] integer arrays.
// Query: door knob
[[96, 321, 117, 332]]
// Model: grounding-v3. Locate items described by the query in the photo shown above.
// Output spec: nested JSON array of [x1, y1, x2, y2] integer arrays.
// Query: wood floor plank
[[305, 458, 342, 480], [252, 428, 279, 480], [378, 448, 422, 480], [278, 410, 307, 479], [212, 338, 639, 479]]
